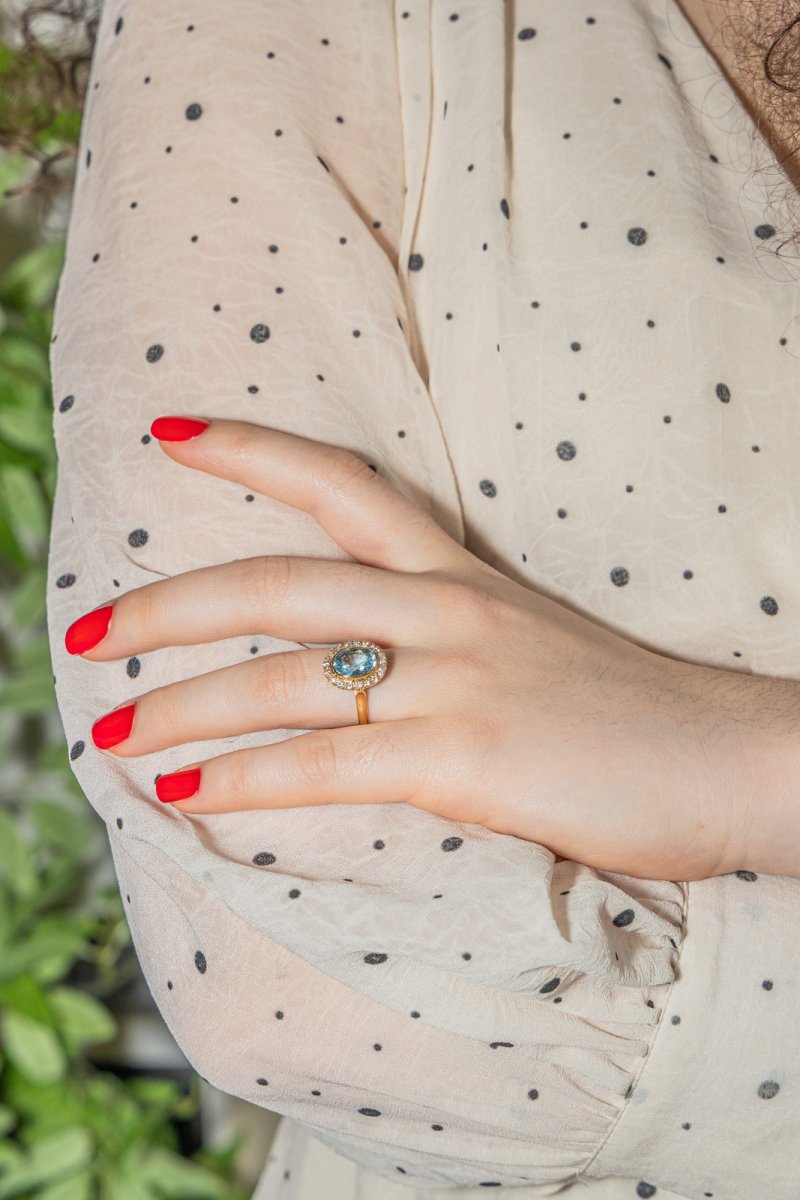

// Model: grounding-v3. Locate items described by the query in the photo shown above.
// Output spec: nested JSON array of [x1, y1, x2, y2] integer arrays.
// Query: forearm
[[675, 655, 800, 878]]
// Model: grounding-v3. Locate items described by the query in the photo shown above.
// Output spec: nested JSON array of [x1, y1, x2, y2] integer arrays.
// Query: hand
[[65, 415, 753, 882]]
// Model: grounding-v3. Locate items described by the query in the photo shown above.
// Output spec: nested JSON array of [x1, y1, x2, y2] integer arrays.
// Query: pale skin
[[65, 418, 800, 883]]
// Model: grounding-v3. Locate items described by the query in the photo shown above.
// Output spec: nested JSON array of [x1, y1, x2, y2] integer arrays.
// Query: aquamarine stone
[[332, 647, 377, 678]]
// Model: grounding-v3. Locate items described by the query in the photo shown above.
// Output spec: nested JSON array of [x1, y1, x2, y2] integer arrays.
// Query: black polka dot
[[185, 103, 203, 120], [114, 16, 123, 35], [69, 740, 85, 760], [760, 596, 778, 616], [408, 253, 424, 270], [365, 953, 388, 964], [754, 224, 776, 240], [254, 852, 277, 866], [539, 977, 560, 993], [195, 950, 207, 974], [250, 324, 270, 343], [627, 227, 648, 245], [442, 837, 463, 851], [758, 1080, 780, 1098], [612, 908, 635, 926], [736, 869, 759, 881], [556, 441, 576, 460], [146, 344, 164, 364], [528, 1088, 539, 1100], [610, 566, 630, 587], [716, 382, 731, 402], [479, 479, 497, 497], [127, 657, 141, 678], [59, 394, 75, 412], [359, 1107, 381, 1116], [518, 27, 536, 40], [636, 1185, 657, 1199], [128, 529, 149, 548], [762, 979, 774, 990], [56, 573, 76, 588]]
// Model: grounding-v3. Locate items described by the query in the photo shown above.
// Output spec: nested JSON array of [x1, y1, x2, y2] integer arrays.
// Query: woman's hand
[[65, 415, 757, 882]]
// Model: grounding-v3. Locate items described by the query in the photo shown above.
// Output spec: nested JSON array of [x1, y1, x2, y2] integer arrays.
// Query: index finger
[[150, 415, 469, 575]]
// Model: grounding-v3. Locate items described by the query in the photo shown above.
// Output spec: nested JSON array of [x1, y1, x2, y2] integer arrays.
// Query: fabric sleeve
[[45, 1, 686, 1191]]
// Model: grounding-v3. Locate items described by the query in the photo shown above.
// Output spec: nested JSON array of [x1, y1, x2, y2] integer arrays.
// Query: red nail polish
[[156, 768, 202, 803], [65, 605, 114, 655], [92, 703, 135, 749], [150, 416, 210, 441]]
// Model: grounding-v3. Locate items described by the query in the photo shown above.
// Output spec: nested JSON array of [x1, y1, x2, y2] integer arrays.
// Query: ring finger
[[90, 645, 435, 756]]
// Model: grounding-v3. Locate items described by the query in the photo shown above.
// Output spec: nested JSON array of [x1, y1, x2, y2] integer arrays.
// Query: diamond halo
[[322, 640, 388, 690]]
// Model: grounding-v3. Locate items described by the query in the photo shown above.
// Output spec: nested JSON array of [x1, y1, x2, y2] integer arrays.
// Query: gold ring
[[322, 640, 388, 724]]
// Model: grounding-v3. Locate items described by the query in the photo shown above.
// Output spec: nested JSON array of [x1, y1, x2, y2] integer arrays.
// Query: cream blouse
[[46, 1, 800, 1197]]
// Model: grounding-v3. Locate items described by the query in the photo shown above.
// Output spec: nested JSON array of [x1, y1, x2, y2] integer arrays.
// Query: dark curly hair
[[1, 0, 799, 251]]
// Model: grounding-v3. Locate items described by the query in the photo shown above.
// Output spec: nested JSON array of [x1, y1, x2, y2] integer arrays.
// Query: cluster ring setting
[[322, 640, 388, 724]]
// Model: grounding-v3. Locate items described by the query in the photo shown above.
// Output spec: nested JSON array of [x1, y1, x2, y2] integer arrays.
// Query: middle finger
[[90, 645, 440, 755], [66, 555, 445, 661]]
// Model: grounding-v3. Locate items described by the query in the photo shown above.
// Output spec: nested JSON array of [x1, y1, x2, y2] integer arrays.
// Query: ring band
[[322, 640, 388, 724]]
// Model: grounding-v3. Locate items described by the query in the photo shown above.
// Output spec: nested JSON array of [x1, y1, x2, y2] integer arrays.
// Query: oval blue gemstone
[[332, 647, 377, 678]]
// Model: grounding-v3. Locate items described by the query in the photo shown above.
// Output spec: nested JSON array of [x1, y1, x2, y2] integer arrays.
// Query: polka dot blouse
[[46, 1, 800, 1198]]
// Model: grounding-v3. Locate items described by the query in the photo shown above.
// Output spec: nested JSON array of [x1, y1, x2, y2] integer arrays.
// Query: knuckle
[[224, 427, 258, 471], [296, 732, 339, 788], [226, 750, 252, 801], [429, 575, 492, 625], [241, 553, 294, 608], [317, 446, 375, 495], [254, 652, 306, 710]]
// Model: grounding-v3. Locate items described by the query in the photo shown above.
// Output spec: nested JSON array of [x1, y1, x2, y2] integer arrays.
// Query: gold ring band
[[322, 640, 388, 725]]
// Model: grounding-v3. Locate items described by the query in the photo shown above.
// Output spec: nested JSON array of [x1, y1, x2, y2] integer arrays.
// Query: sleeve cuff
[[586, 870, 800, 1199]]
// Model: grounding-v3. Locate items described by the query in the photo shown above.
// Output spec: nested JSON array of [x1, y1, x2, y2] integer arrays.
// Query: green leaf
[[0, 633, 56, 715], [37, 1169, 93, 1200], [0, 330, 52, 389], [0, 491, 28, 570], [0, 916, 93, 984], [134, 1147, 233, 1200], [0, 1127, 92, 1198], [48, 987, 117, 1056], [28, 798, 92, 858], [0, 398, 54, 456], [9, 563, 46, 629], [0, 241, 65, 311], [0, 466, 50, 558], [0, 1009, 66, 1085], [0, 809, 37, 898], [0, 1104, 16, 1138], [98, 1167, 159, 1200]]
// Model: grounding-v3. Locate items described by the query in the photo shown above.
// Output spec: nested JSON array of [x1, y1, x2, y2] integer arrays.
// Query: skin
[[65, 418, 800, 883]]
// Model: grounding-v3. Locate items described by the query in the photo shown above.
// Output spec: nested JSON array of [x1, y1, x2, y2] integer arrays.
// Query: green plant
[[0, 32, 251, 1200]]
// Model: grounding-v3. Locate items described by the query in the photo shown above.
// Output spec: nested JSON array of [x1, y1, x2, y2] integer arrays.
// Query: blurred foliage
[[0, 25, 251, 1200]]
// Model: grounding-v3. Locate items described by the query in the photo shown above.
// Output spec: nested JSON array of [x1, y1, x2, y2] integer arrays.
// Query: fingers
[[151, 416, 470, 575], [66, 554, 440, 661], [159, 717, 430, 813], [91, 646, 437, 756]]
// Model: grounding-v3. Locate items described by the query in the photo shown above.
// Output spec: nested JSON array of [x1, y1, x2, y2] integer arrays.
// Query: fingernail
[[65, 605, 114, 655], [150, 416, 210, 441], [92, 703, 136, 749], [156, 768, 202, 803]]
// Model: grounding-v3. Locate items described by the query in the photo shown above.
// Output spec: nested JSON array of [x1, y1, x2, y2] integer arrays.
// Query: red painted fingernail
[[65, 605, 114, 655], [150, 416, 210, 441], [156, 768, 202, 803], [92, 703, 136, 749]]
